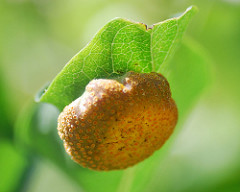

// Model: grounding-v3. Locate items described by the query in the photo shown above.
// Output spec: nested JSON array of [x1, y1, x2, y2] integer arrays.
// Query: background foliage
[[0, 0, 240, 192]]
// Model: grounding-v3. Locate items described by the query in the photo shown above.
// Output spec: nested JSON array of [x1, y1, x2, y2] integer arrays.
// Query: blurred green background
[[0, 0, 240, 192]]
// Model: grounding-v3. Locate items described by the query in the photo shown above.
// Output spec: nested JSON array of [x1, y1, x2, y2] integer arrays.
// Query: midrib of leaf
[[157, 20, 179, 72], [149, 26, 156, 72]]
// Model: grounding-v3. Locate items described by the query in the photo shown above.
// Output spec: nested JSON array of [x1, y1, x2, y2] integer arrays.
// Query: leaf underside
[[39, 6, 197, 110]]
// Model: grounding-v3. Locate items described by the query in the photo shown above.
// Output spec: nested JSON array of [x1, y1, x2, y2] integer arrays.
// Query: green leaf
[[39, 6, 197, 110]]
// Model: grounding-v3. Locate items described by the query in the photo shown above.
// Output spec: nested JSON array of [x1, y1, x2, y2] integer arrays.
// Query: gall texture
[[57, 72, 178, 171]]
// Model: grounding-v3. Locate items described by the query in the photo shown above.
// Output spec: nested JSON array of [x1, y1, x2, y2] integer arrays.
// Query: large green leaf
[[39, 6, 197, 110]]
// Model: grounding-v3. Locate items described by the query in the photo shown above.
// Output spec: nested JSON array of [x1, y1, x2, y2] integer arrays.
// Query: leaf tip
[[186, 5, 198, 15], [176, 5, 198, 24]]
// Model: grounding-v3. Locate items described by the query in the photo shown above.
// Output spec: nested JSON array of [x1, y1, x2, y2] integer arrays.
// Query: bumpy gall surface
[[57, 71, 178, 171]]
